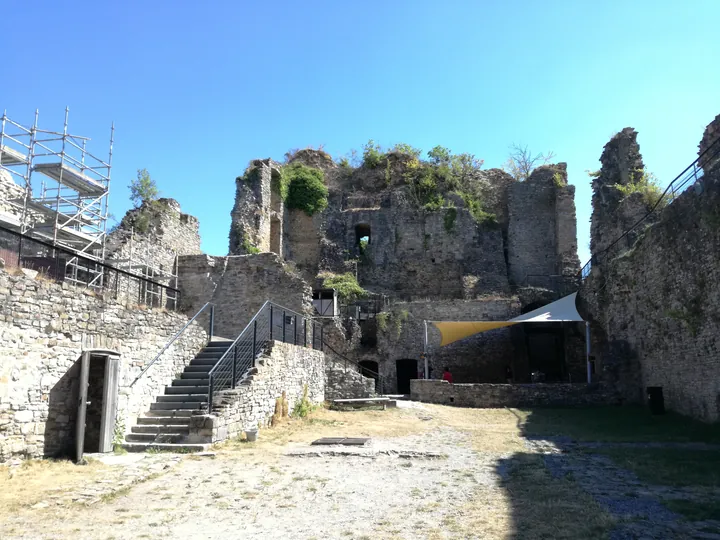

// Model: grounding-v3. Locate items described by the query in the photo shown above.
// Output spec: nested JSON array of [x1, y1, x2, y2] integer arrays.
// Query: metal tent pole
[[585, 321, 592, 384], [424, 320, 429, 379]]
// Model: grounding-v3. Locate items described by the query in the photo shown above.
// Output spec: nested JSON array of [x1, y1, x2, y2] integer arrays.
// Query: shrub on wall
[[614, 169, 669, 208], [319, 272, 367, 303], [280, 164, 329, 216]]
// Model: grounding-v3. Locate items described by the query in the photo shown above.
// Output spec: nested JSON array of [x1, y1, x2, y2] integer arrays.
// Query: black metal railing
[[207, 301, 323, 411], [129, 302, 215, 387], [0, 223, 180, 309], [322, 338, 384, 395], [578, 135, 720, 281]]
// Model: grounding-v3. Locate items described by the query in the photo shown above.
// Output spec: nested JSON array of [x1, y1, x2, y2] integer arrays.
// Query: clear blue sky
[[3, 1, 719, 263]]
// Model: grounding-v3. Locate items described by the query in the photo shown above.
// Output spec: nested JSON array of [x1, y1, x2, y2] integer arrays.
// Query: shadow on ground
[[496, 406, 720, 540]]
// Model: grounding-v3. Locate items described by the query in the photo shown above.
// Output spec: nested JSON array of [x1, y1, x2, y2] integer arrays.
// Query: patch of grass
[[663, 499, 720, 522], [519, 407, 720, 443], [595, 448, 720, 487]]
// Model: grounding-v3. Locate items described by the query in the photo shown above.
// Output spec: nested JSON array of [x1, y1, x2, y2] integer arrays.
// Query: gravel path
[[1, 427, 500, 539]]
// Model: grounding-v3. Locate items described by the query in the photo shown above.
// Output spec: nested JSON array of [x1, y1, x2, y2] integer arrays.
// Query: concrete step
[[125, 432, 188, 443], [158, 394, 208, 403], [174, 378, 209, 385], [131, 425, 190, 434], [137, 415, 193, 424], [150, 402, 207, 411], [122, 442, 211, 454], [165, 385, 209, 395]]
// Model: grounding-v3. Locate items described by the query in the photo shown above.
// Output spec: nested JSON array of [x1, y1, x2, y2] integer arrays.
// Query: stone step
[[150, 402, 207, 411], [125, 432, 188, 443], [174, 378, 209, 385], [131, 425, 191, 434], [165, 385, 209, 395], [122, 442, 211, 454], [190, 358, 219, 366], [137, 415, 193, 424], [157, 394, 207, 403], [185, 365, 213, 373]]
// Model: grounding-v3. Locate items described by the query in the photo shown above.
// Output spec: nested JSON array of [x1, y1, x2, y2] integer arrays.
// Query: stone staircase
[[122, 340, 232, 452]]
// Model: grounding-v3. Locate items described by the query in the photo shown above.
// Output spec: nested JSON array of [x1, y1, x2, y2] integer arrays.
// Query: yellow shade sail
[[432, 321, 519, 346], [430, 293, 585, 347]]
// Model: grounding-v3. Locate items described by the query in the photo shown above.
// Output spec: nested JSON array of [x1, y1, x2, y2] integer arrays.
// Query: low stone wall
[[410, 380, 621, 408], [0, 268, 207, 461], [189, 341, 324, 443], [325, 358, 376, 400]]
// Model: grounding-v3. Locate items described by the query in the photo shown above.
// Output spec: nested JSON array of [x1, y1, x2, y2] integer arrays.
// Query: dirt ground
[[1, 402, 719, 540]]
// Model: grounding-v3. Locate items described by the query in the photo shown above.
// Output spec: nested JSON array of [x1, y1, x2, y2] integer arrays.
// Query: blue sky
[[3, 0, 719, 263]]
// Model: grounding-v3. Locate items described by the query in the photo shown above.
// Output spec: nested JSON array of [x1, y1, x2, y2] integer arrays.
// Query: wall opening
[[83, 355, 107, 453], [522, 302, 566, 382], [355, 223, 371, 254], [359, 319, 378, 348], [359, 360, 379, 379], [270, 217, 282, 255], [396, 358, 418, 394]]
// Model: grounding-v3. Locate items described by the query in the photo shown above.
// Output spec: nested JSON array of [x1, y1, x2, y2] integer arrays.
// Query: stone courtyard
[[2, 403, 719, 540]]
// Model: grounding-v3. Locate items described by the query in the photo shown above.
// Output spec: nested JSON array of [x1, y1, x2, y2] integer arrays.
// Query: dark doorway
[[396, 359, 417, 394], [355, 223, 371, 254], [359, 360, 379, 379], [270, 217, 281, 255], [83, 355, 107, 453], [521, 301, 566, 382]]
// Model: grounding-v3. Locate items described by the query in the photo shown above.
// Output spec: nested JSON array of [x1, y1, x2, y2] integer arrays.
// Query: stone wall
[[375, 297, 521, 392], [410, 379, 621, 408], [0, 268, 207, 461], [325, 357, 376, 400], [0, 170, 25, 222], [507, 163, 580, 289], [188, 341, 324, 443], [580, 116, 720, 422], [177, 253, 313, 339]]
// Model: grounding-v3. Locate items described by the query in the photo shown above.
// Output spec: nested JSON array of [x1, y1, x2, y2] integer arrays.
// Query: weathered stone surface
[[581, 116, 720, 422], [177, 252, 313, 339], [0, 267, 207, 461], [411, 379, 621, 408], [189, 341, 324, 443]]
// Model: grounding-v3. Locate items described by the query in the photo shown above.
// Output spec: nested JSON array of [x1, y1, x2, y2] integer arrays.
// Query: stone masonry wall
[[0, 170, 25, 221], [0, 268, 207, 460], [580, 117, 720, 422], [376, 297, 521, 393], [177, 253, 313, 340], [188, 341, 324, 443], [507, 163, 580, 289], [325, 357, 376, 400], [410, 379, 621, 408]]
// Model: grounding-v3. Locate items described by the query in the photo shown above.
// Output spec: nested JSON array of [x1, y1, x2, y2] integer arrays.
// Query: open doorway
[[355, 223, 371, 254], [522, 302, 566, 382], [75, 350, 120, 461], [396, 358, 417, 394]]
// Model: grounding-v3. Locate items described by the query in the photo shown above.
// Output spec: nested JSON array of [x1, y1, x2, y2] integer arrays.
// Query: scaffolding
[[0, 108, 174, 303]]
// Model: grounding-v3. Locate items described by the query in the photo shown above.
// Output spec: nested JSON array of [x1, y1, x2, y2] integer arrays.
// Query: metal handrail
[[207, 301, 323, 411], [322, 338, 384, 395], [578, 134, 720, 281], [129, 302, 215, 387]]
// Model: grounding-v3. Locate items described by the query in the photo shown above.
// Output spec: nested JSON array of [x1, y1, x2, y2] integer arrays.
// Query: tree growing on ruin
[[129, 168, 159, 208], [504, 144, 556, 180]]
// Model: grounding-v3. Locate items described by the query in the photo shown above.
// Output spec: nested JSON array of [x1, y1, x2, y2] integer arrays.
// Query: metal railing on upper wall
[[129, 302, 215, 387], [0, 223, 180, 309], [207, 301, 323, 411], [578, 135, 720, 282]]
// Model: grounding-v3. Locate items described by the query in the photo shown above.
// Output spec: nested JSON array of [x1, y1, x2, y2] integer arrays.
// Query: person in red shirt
[[442, 367, 453, 384]]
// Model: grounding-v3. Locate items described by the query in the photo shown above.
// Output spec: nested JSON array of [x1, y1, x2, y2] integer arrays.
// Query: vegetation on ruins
[[292, 385, 313, 418], [318, 272, 367, 303], [130, 168, 159, 208], [279, 164, 329, 216], [240, 231, 261, 254], [444, 207, 457, 232], [614, 169, 669, 208], [503, 144, 556, 180], [376, 309, 409, 338]]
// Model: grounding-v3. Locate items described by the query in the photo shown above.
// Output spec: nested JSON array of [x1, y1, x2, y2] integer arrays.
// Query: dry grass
[[217, 405, 436, 456], [0, 458, 107, 517]]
